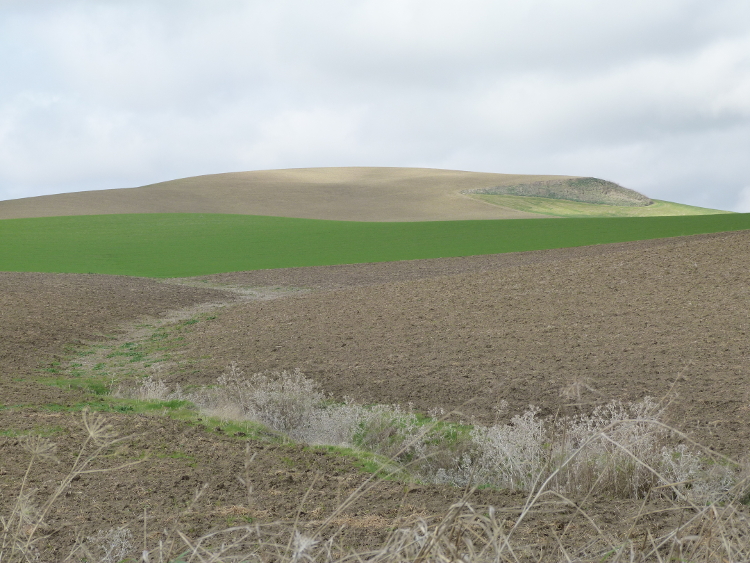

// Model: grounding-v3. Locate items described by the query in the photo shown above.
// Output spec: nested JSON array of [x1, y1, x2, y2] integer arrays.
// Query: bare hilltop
[[0, 167, 576, 221]]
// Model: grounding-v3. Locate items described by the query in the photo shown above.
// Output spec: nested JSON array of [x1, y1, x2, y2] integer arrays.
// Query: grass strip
[[1, 212, 749, 277]]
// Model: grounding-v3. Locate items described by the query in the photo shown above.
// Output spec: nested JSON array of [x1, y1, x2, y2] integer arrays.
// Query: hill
[[0, 168, 568, 221], [0, 167, 729, 221]]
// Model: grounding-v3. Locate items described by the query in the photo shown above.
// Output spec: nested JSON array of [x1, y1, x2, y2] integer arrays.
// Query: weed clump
[[192, 364, 328, 436], [126, 366, 741, 504], [84, 527, 134, 563], [450, 398, 735, 502], [3, 396, 750, 562]]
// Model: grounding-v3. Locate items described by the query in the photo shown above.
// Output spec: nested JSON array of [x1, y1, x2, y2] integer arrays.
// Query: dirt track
[[0, 273, 235, 405]]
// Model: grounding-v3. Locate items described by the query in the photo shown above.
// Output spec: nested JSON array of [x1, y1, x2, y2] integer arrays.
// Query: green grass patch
[[471, 194, 732, 218], [154, 450, 197, 464], [320, 445, 411, 480], [32, 312, 213, 396], [23, 397, 281, 442], [39, 377, 111, 395], [1, 212, 749, 277]]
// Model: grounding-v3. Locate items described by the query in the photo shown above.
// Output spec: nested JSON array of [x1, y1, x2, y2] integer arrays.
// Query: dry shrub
[[191, 364, 325, 434], [351, 403, 422, 458], [457, 398, 736, 502], [188, 364, 425, 452], [84, 527, 135, 563], [3, 408, 750, 562], [113, 373, 183, 402], [130, 367, 741, 504]]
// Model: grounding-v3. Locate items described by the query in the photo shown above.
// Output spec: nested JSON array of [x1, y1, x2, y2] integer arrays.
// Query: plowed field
[[1, 230, 749, 558], [175, 230, 750, 457]]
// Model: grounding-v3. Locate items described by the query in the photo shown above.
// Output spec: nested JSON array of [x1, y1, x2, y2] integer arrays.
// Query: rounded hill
[[0, 167, 728, 221], [0, 167, 576, 221]]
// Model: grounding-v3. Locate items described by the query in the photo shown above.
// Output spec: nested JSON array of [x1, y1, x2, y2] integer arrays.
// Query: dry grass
[[0, 410, 141, 562], [454, 399, 738, 503], [124, 367, 745, 502], [3, 412, 750, 562], [6, 368, 749, 561]]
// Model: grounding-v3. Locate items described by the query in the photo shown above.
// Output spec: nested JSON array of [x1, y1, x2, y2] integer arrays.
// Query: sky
[[1, 1, 749, 211]]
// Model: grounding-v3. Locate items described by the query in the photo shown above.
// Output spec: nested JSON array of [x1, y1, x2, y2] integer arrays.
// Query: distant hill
[[0, 167, 730, 221], [0, 168, 572, 222]]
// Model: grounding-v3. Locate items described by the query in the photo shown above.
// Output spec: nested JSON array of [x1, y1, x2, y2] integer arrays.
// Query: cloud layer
[[1, 0, 749, 210]]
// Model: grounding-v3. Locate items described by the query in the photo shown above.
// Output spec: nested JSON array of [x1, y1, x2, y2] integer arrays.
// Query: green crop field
[[2, 212, 749, 278]]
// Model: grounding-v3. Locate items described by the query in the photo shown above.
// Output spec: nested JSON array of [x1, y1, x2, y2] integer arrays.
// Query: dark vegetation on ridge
[[465, 176, 653, 206]]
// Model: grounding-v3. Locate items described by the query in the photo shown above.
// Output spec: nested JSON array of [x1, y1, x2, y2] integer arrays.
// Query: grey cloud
[[0, 0, 749, 211]]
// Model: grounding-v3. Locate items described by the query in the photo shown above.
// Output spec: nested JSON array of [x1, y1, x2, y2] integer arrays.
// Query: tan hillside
[[0, 167, 580, 221]]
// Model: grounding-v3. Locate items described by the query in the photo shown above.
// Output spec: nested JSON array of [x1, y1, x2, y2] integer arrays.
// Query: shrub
[[449, 398, 736, 502], [191, 364, 326, 435], [127, 367, 741, 502], [3, 400, 750, 562]]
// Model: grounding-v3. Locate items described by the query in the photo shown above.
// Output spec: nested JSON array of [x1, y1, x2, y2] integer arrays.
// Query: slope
[[0, 167, 565, 222]]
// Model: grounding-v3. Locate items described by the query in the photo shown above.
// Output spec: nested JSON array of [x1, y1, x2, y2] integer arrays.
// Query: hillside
[[3, 213, 750, 277], [469, 194, 731, 218], [0, 167, 729, 221], [0, 168, 566, 221]]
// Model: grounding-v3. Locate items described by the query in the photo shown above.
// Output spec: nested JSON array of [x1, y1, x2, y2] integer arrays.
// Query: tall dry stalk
[[0, 410, 141, 563]]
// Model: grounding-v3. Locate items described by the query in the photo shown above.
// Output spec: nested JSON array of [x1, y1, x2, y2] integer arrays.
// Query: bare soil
[[0, 272, 236, 405], [0, 410, 688, 561], [174, 230, 750, 458], [2, 231, 749, 557]]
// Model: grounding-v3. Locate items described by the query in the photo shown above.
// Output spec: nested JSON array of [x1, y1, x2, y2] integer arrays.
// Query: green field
[[470, 194, 731, 218], [2, 213, 749, 278]]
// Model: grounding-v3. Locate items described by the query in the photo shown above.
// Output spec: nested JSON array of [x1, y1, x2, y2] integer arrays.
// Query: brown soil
[[172, 230, 750, 458], [0, 410, 688, 561], [0, 167, 564, 221], [2, 232, 750, 558]]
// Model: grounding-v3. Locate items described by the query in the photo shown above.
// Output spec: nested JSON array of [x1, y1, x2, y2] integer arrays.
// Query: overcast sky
[[1, 1, 749, 211]]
